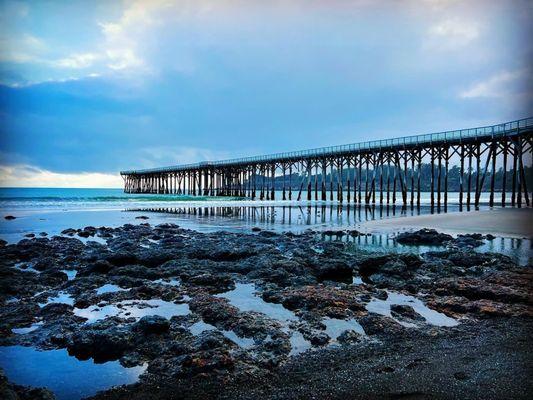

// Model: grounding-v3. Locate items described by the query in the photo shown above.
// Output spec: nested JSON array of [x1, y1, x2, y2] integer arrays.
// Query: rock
[[24, 233, 35, 238], [0, 239, 7, 247], [485, 234, 496, 240], [453, 234, 484, 248], [86, 260, 114, 274], [136, 315, 170, 334], [77, 231, 91, 238], [454, 371, 469, 380], [135, 216, 150, 220], [322, 230, 346, 238], [4, 215, 16, 220], [309, 331, 330, 346], [259, 230, 278, 238], [359, 254, 422, 281], [311, 259, 353, 283], [396, 229, 453, 245], [390, 304, 424, 321], [39, 232, 48, 237], [359, 314, 404, 335], [251, 227, 262, 232], [69, 327, 133, 362], [61, 228, 77, 236], [337, 330, 362, 344], [106, 251, 138, 266], [188, 273, 234, 292]]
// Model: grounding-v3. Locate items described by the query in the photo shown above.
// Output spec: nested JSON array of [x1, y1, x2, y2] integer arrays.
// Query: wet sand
[[358, 208, 533, 238]]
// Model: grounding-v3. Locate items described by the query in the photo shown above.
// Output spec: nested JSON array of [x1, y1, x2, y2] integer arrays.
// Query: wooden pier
[[121, 118, 532, 209]]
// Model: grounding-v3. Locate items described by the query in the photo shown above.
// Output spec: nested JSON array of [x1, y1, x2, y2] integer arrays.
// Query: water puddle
[[38, 291, 74, 308], [189, 320, 216, 336], [74, 299, 190, 323], [328, 233, 532, 266], [152, 278, 181, 287], [11, 321, 44, 335], [365, 291, 458, 327], [287, 330, 312, 356], [352, 276, 363, 285], [95, 284, 129, 295], [0, 345, 146, 400], [12, 262, 40, 274], [215, 283, 315, 354], [216, 283, 298, 323], [322, 317, 365, 340], [62, 270, 77, 280], [221, 330, 255, 349]]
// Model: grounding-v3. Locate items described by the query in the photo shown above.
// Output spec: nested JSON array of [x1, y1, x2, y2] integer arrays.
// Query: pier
[[121, 118, 532, 209]]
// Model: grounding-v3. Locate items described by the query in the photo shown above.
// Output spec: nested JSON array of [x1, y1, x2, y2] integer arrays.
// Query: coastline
[[357, 208, 533, 239]]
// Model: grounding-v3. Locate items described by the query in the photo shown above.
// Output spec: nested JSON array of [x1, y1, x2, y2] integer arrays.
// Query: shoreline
[[357, 208, 533, 239]]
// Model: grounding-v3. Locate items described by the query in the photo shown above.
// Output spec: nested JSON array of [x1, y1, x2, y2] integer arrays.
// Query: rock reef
[[0, 223, 531, 399]]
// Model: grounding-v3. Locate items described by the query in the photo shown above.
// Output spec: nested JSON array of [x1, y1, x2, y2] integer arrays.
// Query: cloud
[[0, 34, 47, 63], [55, 53, 100, 69], [459, 69, 529, 99], [425, 17, 480, 50], [0, 164, 122, 188]]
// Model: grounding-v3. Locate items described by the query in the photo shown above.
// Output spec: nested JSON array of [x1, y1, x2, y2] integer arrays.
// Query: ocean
[[0, 187, 529, 264]]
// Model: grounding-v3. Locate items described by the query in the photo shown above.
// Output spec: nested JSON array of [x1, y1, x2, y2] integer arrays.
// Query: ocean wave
[[0, 195, 246, 202]]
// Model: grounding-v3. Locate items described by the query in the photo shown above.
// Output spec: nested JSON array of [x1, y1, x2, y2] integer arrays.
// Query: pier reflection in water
[[125, 204, 531, 266], [126, 203, 463, 231]]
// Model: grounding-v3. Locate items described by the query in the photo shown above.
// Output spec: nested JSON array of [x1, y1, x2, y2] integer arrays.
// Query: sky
[[0, 0, 532, 188]]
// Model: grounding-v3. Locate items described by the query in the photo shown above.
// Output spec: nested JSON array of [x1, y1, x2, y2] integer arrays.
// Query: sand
[[357, 208, 533, 238]]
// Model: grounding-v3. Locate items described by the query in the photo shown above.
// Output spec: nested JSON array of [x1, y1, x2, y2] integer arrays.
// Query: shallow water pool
[[0, 345, 146, 400]]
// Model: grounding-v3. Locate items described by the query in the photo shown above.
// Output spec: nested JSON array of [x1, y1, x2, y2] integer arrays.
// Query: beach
[[1, 211, 532, 399], [359, 208, 533, 239]]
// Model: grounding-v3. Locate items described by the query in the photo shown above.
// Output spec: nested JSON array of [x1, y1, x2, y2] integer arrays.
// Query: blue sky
[[0, 0, 532, 187]]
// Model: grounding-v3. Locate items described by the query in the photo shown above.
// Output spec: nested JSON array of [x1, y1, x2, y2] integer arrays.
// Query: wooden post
[[459, 146, 464, 209], [307, 161, 312, 201], [511, 141, 517, 206], [282, 165, 286, 201], [379, 156, 384, 205], [387, 158, 391, 205], [271, 164, 275, 200], [410, 152, 415, 208], [358, 157, 362, 203], [315, 165, 319, 201], [353, 156, 357, 203], [330, 163, 334, 201], [489, 141, 496, 207], [517, 138, 522, 208], [430, 148, 435, 207], [444, 147, 449, 211], [346, 159, 351, 203], [417, 150, 421, 208], [502, 142, 507, 207], [519, 146, 530, 207], [475, 144, 481, 208], [467, 147, 473, 208], [437, 149, 442, 209], [289, 165, 293, 201], [364, 155, 369, 204], [321, 161, 327, 201]]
